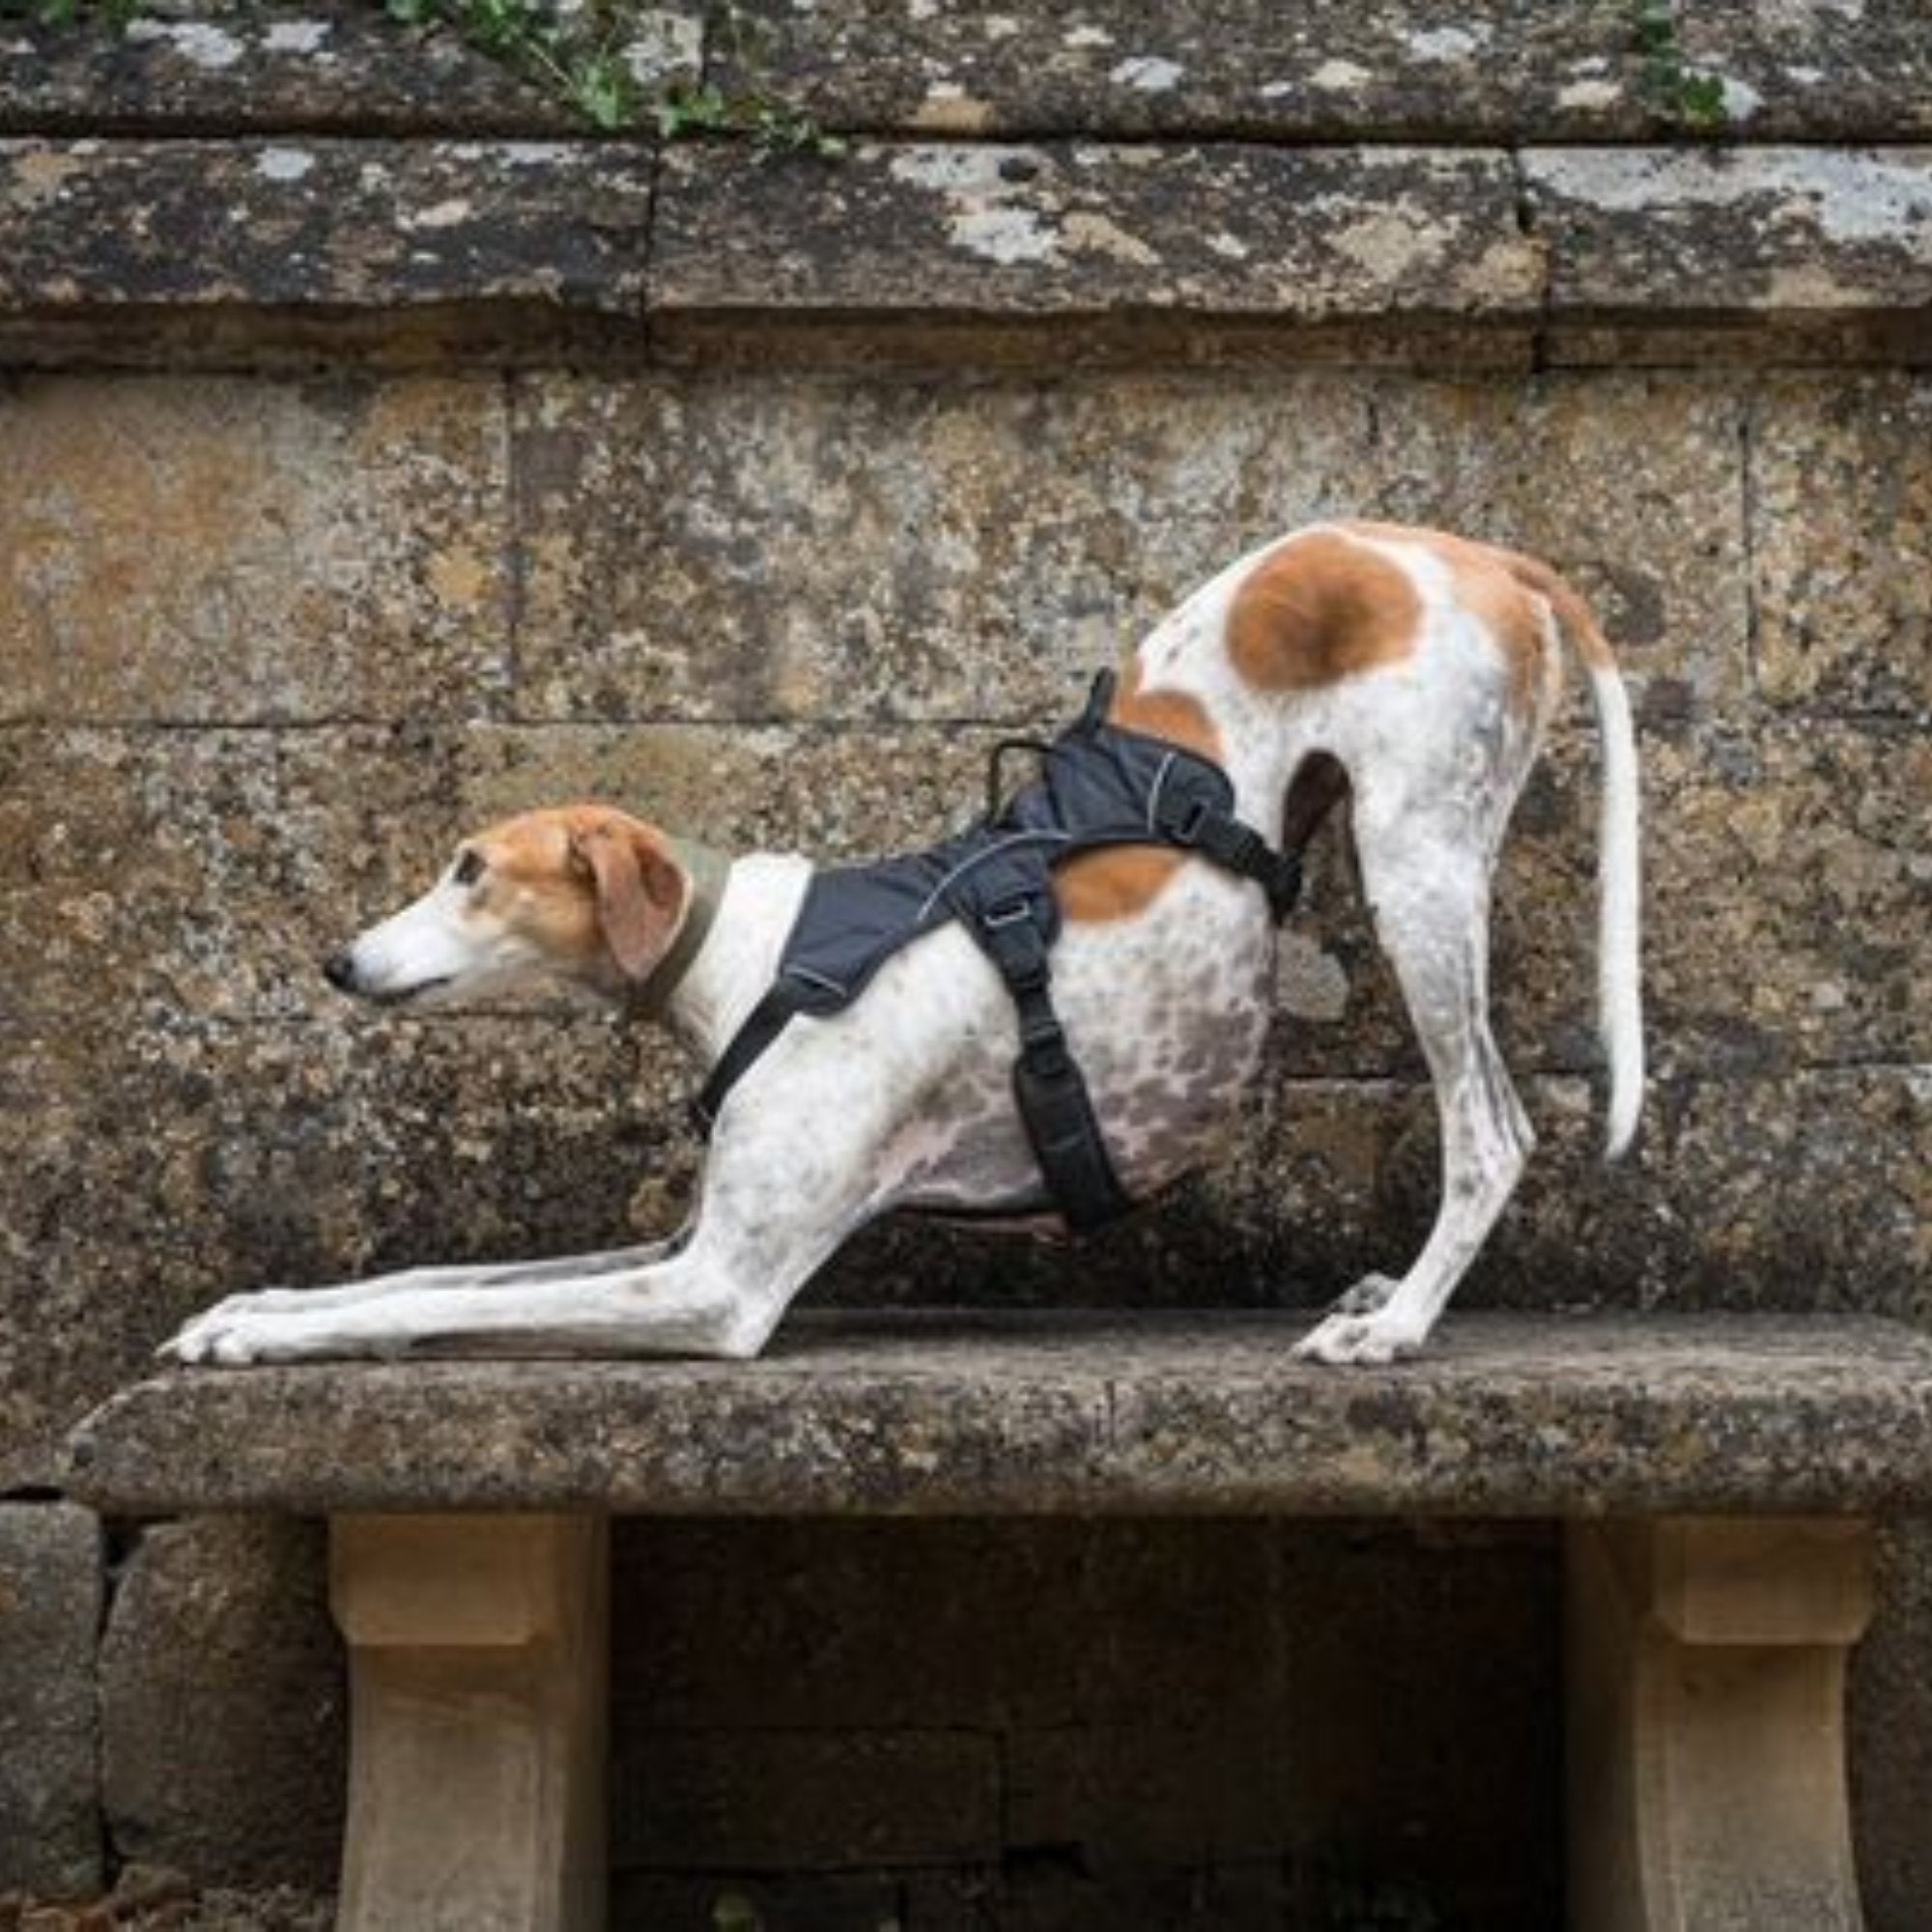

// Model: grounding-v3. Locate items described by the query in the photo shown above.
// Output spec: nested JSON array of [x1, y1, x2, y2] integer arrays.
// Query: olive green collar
[[628, 838, 732, 1021]]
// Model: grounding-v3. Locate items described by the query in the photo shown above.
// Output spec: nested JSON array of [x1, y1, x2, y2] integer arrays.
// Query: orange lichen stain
[[1227, 528, 1422, 692], [426, 545, 493, 611]]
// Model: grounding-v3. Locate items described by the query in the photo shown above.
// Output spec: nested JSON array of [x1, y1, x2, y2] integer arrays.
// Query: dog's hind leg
[[1293, 809, 1534, 1367]]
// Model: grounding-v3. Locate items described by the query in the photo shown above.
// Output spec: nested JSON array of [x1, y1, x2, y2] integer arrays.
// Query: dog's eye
[[452, 850, 485, 889]]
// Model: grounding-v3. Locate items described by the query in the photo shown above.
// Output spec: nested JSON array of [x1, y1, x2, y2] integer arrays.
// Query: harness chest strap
[[691, 674, 1304, 1231]]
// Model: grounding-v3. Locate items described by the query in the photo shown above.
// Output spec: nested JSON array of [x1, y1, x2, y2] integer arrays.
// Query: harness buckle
[[982, 895, 1035, 930], [1170, 797, 1211, 847]]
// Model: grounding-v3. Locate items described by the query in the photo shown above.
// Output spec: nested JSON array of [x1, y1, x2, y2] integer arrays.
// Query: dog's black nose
[[322, 950, 357, 993]]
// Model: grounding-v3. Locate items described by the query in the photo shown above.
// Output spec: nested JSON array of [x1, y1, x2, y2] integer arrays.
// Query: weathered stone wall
[[0, 2, 1926, 1924]]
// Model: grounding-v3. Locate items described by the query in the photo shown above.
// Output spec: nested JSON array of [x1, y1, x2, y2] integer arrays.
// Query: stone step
[[1, 136, 1925, 371], [5, 0, 1927, 144]]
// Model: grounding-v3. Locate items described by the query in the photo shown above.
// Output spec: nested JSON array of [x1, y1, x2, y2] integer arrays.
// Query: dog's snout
[[322, 949, 357, 994]]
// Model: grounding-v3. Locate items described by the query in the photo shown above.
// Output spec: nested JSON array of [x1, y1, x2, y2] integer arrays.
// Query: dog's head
[[323, 805, 690, 1008]]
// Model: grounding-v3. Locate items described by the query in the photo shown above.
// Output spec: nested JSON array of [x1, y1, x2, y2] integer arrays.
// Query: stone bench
[[66, 1309, 1932, 1931]]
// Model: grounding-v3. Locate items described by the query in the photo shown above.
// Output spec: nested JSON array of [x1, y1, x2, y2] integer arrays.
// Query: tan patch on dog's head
[[1227, 528, 1422, 693], [467, 805, 687, 981]]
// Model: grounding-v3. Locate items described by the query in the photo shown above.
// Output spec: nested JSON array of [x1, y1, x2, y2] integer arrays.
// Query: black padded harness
[[694, 672, 1304, 1232]]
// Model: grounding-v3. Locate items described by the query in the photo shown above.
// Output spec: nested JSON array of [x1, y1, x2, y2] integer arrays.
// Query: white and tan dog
[[166, 520, 1641, 1370]]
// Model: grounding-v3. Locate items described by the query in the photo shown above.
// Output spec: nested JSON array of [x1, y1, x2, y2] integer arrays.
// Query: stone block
[[612, 1729, 1000, 1870], [1639, 723, 1928, 1072], [508, 371, 1744, 728], [1, 2, 699, 134], [1528, 148, 1932, 364], [1750, 374, 1932, 714], [653, 143, 1542, 367], [0, 725, 470, 1027], [0, 1501, 102, 1897], [0, 140, 655, 367], [99, 1517, 344, 1889], [0, 377, 511, 725], [509, 373, 1377, 724], [717, 0, 1932, 144], [464, 722, 999, 860]]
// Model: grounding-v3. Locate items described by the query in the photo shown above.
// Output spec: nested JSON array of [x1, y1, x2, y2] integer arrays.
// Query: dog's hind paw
[[1293, 1308, 1424, 1368], [1331, 1272, 1401, 1318]]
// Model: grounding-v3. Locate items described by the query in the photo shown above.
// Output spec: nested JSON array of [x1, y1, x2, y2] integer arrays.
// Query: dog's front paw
[[1293, 1309, 1424, 1368], [162, 1299, 360, 1367]]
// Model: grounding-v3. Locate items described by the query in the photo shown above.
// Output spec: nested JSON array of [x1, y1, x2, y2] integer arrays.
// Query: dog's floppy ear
[[576, 819, 685, 981]]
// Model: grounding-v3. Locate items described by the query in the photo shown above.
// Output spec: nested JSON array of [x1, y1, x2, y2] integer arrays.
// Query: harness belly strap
[[693, 671, 1304, 1231]]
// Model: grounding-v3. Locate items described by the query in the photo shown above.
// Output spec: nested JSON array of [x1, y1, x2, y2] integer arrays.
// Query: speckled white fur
[[166, 524, 1641, 1371]]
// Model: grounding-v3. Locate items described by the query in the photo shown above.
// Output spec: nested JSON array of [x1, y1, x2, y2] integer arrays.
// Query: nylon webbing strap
[[970, 897, 1130, 1233], [692, 982, 805, 1133], [1144, 767, 1303, 923]]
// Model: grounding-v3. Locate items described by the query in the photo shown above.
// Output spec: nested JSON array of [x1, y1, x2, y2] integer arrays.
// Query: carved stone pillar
[[1566, 1516, 1875, 1932], [329, 1513, 609, 1932]]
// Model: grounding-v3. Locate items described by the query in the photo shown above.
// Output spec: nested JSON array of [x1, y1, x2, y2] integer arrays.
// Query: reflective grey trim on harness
[[694, 671, 1304, 1232]]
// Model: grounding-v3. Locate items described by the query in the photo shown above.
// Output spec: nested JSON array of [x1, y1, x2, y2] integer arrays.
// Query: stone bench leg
[[328, 1513, 609, 1932], [1566, 1516, 1875, 1932]]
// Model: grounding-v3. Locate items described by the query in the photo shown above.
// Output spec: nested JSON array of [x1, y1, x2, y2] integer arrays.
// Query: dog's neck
[[629, 842, 812, 1072]]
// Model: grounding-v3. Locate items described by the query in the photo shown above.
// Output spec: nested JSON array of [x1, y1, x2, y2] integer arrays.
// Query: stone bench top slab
[[66, 1310, 1932, 1520]]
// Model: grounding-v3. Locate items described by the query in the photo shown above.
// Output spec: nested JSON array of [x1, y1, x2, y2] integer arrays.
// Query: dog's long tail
[[1518, 560, 1645, 1158]]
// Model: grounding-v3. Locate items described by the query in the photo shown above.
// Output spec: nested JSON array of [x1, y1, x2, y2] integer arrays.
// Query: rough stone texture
[[653, 142, 1543, 368], [508, 371, 1746, 727], [1, 2, 699, 134], [0, 140, 656, 368], [99, 1516, 344, 1888], [0, 376, 512, 726], [1528, 148, 1932, 366], [611, 1518, 1558, 1927], [0, 1016, 665, 1491], [716, 0, 1932, 145], [62, 1312, 1932, 1519], [0, 137, 1923, 371], [7, 1, 1924, 145], [1750, 375, 1932, 714], [0, 1502, 102, 1897]]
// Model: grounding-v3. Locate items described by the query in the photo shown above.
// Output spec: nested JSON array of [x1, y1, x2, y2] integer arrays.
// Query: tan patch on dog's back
[[1055, 660, 1224, 924], [1341, 521, 1615, 709], [1227, 528, 1422, 693]]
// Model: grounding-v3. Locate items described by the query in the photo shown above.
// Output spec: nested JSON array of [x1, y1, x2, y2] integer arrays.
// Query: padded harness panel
[[694, 673, 1302, 1231]]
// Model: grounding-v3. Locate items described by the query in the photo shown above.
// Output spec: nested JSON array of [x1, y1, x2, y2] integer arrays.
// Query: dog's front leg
[[166, 1071, 898, 1365], [174, 1241, 682, 1332]]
